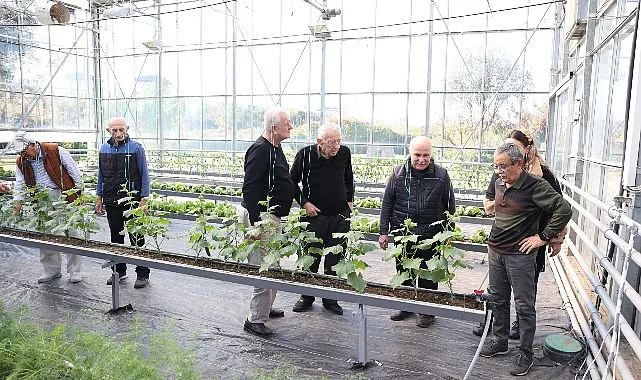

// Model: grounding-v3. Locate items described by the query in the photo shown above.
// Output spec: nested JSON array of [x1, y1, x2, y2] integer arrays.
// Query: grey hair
[[317, 122, 341, 140], [263, 107, 287, 131], [495, 143, 524, 164]]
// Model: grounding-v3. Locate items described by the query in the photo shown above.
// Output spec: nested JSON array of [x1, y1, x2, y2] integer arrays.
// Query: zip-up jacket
[[96, 136, 150, 207], [379, 158, 456, 237]]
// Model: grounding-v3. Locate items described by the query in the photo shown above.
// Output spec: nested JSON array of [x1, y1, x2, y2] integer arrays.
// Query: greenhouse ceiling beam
[[0, 233, 484, 323]]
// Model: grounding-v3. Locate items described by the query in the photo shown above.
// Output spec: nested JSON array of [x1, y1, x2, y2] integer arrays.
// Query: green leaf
[[381, 246, 402, 261], [347, 272, 366, 293], [259, 251, 281, 272], [390, 272, 410, 289], [353, 259, 369, 271], [332, 260, 355, 279], [402, 257, 423, 270], [295, 256, 315, 271]]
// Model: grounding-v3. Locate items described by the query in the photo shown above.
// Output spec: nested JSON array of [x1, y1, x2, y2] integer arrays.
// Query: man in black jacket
[[290, 122, 354, 316], [378, 136, 456, 328], [241, 107, 294, 338]]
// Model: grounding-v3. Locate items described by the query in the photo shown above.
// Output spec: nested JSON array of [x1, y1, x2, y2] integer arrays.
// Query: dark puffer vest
[[380, 158, 455, 237]]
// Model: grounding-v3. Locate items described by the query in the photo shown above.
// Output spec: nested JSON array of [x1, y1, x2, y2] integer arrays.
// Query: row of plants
[[83, 175, 491, 220], [69, 150, 494, 191], [0, 186, 477, 297]]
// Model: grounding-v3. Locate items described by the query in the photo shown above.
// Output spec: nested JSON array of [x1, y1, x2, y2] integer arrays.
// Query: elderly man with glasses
[[480, 142, 571, 376], [289, 122, 354, 316]]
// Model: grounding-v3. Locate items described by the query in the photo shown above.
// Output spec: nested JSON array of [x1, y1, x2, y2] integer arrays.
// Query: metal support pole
[[320, 0, 328, 124], [111, 270, 120, 311], [358, 303, 367, 364], [102, 260, 122, 311]]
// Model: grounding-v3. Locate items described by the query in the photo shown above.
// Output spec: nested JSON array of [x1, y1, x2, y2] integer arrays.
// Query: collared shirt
[[14, 145, 83, 201], [488, 171, 571, 254]]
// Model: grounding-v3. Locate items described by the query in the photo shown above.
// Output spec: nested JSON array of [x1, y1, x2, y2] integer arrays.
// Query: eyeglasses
[[492, 163, 511, 172], [323, 139, 341, 147]]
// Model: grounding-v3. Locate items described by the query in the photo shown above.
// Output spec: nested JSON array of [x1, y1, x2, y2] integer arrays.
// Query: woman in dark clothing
[[473, 129, 565, 338]]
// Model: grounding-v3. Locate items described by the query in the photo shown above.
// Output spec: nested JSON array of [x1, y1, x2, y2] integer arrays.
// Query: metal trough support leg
[[111, 270, 120, 311], [358, 303, 367, 365], [102, 260, 121, 311]]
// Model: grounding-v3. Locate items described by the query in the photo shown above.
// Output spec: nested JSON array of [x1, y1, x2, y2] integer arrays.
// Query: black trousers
[[300, 210, 350, 303], [395, 236, 438, 290], [105, 204, 150, 278]]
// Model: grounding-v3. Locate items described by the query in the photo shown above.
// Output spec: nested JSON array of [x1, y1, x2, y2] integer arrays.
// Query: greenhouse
[[0, 0, 640, 378]]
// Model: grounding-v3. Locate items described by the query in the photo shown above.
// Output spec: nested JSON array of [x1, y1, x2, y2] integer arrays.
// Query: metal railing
[[553, 176, 641, 379]]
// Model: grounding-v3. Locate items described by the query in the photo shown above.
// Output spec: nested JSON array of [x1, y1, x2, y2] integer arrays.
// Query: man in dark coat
[[379, 136, 456, 328]]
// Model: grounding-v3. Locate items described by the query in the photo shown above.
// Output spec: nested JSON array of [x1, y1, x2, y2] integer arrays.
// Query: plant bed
[[0, 228, 484, 320]]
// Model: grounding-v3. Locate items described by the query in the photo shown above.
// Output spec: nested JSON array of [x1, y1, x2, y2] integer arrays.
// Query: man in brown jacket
[[13, 131, 84, 283]]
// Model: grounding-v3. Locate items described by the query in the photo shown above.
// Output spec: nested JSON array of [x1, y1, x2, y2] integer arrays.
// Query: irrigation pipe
[[548, 253, 603, 380], [564, 233, 641, 363], [463, 308, 493, 380], [555, 249, 635, 380]]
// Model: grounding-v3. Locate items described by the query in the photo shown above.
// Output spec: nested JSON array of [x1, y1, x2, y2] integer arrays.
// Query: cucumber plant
[[331, 230, 377, 293], [119, 188, 170, 254]]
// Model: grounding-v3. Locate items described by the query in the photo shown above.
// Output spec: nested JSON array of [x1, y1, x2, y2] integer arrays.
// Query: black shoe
[[322, 301, 343, 315], [510, 350, 533, 376], [473, 322, 487, 337], [390, 310, 413, 321], [416, 314, 435, 328], [292, 297, 313, 312], [480, 339, 509, 358], [134, 277, 149, 289], [243, 319, 273, 337], [106, 273, 127, 285], [509, 320, 520, 340], [269, 308, 285, 318]]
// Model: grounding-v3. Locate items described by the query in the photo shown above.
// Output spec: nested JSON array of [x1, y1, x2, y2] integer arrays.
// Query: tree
[[446, 50, 533, 151]]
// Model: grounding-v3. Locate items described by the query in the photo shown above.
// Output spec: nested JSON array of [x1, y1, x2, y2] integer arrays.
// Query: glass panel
[[607, 30, 633, 165], [374, 38, 409, 92], [408, 35, 430, 92], [203, 96, 227, 143], [553, 91, 568, 172], [523, 30, 554, 92], [251, 45, 280, 97], [160, 52, 178, 97], [341, 94, 372, 154], [177, 51, 200, 96], [202, 49, 227, 96], [372, 94, 407, 151], [52, 97, 78, 129], [280, 42, 311, 94], [589, 42, 613, 161], [341, 39, 374, 93], [135, 98, 157, 138], [161, 98, 182, 139]]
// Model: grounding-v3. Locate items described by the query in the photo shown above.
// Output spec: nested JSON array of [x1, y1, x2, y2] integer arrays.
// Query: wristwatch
[[539, 231, 551, 242]]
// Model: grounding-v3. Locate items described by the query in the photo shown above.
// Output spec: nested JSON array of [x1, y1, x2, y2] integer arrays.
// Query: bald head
[[409, 136, 433, 171], [107, 117, 129, 143]]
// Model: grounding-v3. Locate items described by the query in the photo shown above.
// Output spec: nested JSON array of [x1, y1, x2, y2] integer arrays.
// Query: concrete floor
[[0, 217, 583, 379]]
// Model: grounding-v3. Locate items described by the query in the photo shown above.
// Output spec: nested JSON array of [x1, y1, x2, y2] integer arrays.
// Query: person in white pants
[[13, 132, 84, 283]]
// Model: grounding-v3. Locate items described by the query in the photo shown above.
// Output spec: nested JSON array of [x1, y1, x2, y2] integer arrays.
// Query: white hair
[[263, 107, 287, 131], [317, 122, 341, 140]]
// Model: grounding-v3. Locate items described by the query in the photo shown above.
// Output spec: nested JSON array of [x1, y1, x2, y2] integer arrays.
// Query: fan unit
[[34, 1, 70, 25]]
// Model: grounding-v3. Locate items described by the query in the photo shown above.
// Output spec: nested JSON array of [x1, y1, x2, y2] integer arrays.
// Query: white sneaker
[[69, 272, 82, 283]]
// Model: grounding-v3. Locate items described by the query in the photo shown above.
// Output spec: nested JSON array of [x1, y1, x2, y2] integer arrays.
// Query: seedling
[[47, 189, 100, 242], [331, 230, 376, 293], [119, 188, 170, 253]]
